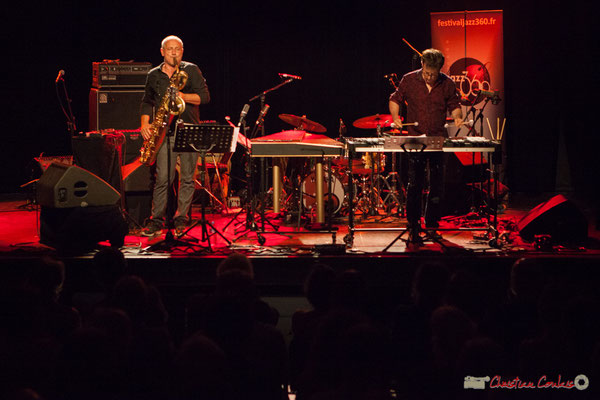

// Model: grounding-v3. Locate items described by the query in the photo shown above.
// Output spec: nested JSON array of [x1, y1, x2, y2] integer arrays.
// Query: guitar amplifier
[[89, 88, 144, 131], [92, 61, 151, 88]]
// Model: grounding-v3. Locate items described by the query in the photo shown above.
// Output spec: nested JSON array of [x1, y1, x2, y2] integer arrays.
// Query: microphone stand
[[248, 78, 295, 103], [55, 75, 77, 137], [235, 80, 296, 244], [222, 113, 250, 232]]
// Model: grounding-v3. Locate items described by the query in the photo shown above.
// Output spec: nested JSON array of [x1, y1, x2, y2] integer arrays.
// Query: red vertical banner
[[431, 10, 504, 142]]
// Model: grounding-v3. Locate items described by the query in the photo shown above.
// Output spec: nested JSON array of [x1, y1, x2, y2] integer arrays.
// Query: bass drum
[[301, 169, 346, 215]]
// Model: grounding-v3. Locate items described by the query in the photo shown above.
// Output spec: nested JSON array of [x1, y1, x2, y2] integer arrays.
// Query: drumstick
[[499, 117, 506, 140], [486, 118, 495, 140]]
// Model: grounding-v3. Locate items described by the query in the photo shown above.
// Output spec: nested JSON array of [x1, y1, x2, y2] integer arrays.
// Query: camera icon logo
[[464, 376, 490, 390]]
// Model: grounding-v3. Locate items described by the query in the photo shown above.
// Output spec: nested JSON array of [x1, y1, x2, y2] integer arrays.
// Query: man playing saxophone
[[140, 35, 210, 236]]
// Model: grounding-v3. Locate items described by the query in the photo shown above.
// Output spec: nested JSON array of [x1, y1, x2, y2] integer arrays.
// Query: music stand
[[173, 123, 235, 251]]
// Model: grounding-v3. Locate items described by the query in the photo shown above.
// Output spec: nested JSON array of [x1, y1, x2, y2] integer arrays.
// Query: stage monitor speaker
[[40, 205, 127, 254], [37, 162, 121, 208], [89, 88, 144, 131], [517, 194, 588, 244]]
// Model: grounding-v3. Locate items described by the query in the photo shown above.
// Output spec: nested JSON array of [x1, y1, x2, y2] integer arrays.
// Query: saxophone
[[139, 65, 189, 165]]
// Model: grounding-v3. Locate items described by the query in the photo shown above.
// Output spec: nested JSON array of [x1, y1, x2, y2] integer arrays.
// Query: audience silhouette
[[1, 252, 599, 400]]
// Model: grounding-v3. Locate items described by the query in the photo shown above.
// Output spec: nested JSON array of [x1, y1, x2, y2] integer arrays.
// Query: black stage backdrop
[[1, 1, 597, 205]]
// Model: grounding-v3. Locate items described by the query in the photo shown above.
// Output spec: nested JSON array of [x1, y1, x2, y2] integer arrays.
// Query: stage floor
[[2, 192, 598, 344], [1, 192, 598, 259]]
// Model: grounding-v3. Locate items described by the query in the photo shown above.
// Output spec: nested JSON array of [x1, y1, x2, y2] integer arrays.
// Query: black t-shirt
[[140, 61, 210, 124]]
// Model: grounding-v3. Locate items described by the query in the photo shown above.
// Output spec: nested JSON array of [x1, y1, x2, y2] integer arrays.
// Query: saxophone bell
[[170, 67, 188, 116]]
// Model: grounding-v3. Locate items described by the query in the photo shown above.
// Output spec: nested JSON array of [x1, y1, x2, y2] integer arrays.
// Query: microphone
[[255, 104, 270, 125], [477, 89, 501, 104], [55, 69, 65, 83], [278, 73, 302, 80], [237, 104, 250, 127]]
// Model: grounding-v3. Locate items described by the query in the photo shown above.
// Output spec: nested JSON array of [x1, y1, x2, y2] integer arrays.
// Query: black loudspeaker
[[36, 162, 121, 208], [40, 205, 128, 254], [72, 135, 123, 192], [89, 89, 144, 130], [517, 194, 588, 244], [37, 163, 127, 253]]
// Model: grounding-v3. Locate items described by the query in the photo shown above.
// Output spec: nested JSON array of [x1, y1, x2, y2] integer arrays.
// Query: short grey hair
[[421, 48, 445, 69], [161, 35, 184, 49]]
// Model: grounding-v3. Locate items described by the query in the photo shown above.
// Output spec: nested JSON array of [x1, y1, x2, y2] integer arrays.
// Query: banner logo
[[448, 58, 491, 105]]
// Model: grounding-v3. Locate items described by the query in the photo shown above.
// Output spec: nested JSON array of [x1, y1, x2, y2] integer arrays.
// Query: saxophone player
[[140, 35, 210, 236]]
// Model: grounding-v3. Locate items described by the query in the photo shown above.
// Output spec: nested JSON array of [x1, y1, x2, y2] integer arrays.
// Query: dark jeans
[[406, 152, 444, 227], [151, 136, 199, 222]]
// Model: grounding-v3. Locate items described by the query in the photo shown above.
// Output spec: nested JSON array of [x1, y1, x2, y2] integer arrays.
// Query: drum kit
[[270, 112, 407, 221]]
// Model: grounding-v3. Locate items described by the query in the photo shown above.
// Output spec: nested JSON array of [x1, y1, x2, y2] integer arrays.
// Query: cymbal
[[279, 114, 326, 133], [352, 114, 393, 129]]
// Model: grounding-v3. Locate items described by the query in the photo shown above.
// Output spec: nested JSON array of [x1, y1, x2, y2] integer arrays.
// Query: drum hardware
[[356, 175, 375, 217], [377, 172, 405, 217], [385, 146, 405, 217], [352, 116, 387, 216]]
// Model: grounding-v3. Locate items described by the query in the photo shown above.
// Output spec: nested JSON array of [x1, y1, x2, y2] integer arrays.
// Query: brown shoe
[[141, 219, 163, 237], [174, 217, 189, 235]]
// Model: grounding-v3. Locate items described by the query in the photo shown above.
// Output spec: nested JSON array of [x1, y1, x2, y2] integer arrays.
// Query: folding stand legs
[[177, 151, 231, 251]]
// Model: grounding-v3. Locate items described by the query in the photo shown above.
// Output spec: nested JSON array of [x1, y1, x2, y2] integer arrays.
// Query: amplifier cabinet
[[89, 89, 144, 131], [92, 61, 151, 88]]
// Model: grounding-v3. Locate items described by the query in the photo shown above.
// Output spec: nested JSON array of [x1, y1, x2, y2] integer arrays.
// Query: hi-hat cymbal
[[279, 114, 326, 133], [352, 114, 394, 129]]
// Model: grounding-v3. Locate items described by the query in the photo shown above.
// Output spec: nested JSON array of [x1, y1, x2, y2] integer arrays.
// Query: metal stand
[[171, 123, 235, 251], [181, 149, 232, 251], [344, 136, 499, 252], [146, 123, 204, 252], [234, 79, 296, 244]]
